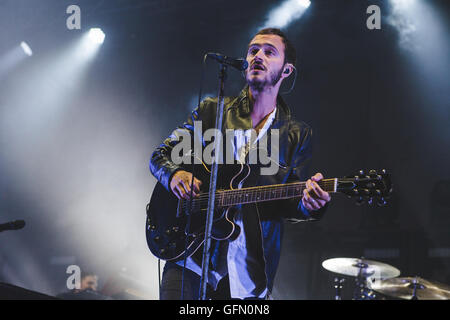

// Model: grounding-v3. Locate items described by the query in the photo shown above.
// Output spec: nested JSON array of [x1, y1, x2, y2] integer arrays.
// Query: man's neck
[[248, 86, 278, 123]]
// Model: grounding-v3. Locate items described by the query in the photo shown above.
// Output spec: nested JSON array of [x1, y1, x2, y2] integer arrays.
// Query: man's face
[[245, 34, 287, 91], [80, 275, 98, 291]]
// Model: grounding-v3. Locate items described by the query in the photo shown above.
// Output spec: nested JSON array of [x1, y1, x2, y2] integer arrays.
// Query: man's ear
[[282, 63, 294, 77]]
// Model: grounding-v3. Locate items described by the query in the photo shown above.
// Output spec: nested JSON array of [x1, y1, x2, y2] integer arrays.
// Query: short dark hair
[[253, 28, 297, 66], [81, 271, 98, 280]]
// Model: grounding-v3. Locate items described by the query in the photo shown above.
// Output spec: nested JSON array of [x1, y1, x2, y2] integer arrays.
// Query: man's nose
[[254, 49, 264, 60], [252, 56, 264, 67]]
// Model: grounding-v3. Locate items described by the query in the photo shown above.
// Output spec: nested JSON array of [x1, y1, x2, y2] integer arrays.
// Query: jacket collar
[[234, 85, 291, 123]]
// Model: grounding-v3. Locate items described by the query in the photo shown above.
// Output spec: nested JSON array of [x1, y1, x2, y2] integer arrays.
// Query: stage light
[[20, 41, 33, 57], [261, 0, 311, 30], [88, 28, 105, 45], [298, 0, 311, 8]]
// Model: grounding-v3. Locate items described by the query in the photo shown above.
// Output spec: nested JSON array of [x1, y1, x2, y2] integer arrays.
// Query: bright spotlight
[[261, 0, 311, 30], [20, 41, 33, 57], [88, 28, 105, 45], [298, 0, 311, 8]]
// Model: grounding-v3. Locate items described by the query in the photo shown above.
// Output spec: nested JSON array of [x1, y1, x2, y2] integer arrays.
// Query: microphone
[[206, 53, 248, 71], [0, 220, 26, 232]]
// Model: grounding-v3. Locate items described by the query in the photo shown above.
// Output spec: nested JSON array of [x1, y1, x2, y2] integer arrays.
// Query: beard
[[246, 66, 284, 92]]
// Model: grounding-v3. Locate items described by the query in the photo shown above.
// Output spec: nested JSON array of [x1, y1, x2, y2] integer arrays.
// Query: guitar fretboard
[[182, 178, 337, 211]]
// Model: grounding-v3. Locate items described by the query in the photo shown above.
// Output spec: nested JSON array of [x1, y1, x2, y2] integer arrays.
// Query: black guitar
[[145, 164, 392, 262]]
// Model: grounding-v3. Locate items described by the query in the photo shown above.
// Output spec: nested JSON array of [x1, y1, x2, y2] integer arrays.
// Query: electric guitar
[[145, 163, 392, 262]]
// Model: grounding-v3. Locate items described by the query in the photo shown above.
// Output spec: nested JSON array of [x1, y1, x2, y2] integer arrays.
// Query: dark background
[[0, 0, 449, 299]]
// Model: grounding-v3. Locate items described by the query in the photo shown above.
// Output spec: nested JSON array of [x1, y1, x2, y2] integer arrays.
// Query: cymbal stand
[[334, 277, 345, 300], [409, 276, 424, 300], [353, 261, 377, 300]]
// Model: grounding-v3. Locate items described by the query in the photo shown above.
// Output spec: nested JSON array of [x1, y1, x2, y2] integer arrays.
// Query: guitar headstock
[[337, 169, 393, 206]]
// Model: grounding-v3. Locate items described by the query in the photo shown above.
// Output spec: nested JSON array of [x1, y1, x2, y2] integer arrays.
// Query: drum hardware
[[334, 277, 345, 300], [322, 257, 401, 300], [352, 260, 377, 300]]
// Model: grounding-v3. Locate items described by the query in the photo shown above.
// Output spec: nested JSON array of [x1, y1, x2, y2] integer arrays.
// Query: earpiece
[[284, 68, 290, 74]]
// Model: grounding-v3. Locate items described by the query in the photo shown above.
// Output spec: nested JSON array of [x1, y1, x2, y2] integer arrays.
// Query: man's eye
[[265, 50, 274, 56], [249, 49, 258, 55]]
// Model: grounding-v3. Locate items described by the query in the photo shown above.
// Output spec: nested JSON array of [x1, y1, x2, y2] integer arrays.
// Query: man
[[56, 271, 111, 300], [150, 28, 331, 300]]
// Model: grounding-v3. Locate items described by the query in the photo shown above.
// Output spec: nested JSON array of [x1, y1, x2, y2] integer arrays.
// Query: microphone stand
[[199, 64, 227, 300]]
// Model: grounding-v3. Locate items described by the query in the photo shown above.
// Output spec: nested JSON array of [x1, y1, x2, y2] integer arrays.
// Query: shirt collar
[[235, 85, 291, 122]]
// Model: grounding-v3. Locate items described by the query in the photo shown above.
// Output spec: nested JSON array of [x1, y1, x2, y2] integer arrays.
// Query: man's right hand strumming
[[170, 170, 202, 200]]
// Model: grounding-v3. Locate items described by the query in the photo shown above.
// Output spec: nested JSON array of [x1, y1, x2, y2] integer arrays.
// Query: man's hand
[[170, 170, 202, 200], [302, 173, 331, 211]]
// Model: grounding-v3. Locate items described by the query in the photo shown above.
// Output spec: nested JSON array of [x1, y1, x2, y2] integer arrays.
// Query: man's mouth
[[251, 64, 265, 71]]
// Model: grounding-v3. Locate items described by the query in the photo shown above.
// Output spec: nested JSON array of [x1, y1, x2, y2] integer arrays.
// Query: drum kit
[[322, 257, 450, 300]]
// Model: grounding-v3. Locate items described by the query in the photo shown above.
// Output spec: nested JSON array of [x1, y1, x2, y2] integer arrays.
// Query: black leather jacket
[[149, 86, 325, 294]]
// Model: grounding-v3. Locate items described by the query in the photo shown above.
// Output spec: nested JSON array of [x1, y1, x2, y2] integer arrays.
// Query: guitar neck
[[219, 178, 338, 207], [182, 179, 338, 213], [180, 171, 391, 213]]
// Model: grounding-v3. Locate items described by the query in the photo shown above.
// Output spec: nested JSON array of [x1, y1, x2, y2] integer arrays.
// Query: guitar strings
[[180, 180, 338, 210], [182, 180, 337, 203]]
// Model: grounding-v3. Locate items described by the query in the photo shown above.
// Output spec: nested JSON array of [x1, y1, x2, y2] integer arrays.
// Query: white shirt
[[176, 108, 277, 299]]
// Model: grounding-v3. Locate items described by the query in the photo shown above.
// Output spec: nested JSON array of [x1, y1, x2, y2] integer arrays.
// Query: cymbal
[[370, 277, 450, 300], [322, 258, 400, 279]]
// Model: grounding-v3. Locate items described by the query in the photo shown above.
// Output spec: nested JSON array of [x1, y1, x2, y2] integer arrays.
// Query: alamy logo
[[66, 265, 81, 290], [66, 5, 81, 30], [170, 121, 281, 175], [366, 5, 381, 30]]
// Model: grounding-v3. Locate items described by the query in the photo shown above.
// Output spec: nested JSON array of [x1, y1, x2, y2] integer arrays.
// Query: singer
[[149, 28, 331, 299]]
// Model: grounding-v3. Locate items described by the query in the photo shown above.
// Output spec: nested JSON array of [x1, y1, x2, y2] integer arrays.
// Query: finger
[[312, 182, 331, 201], [310, 198, 321, 210], [175, 185, 185, 199], [310, 181, 324, 198], [172, 187, 182, 200], [181, 178, 192, 193], [306, 180, 319, 198], [315, 198, 327, 208], [176, 184, 189, 200], [182, 179, 199, 198], [303, 188, 309, 200], [311, 173, 324, 182], [306, 195, 320, 210], [306, 191, 322, 210], [193, 180, 201, 194], [302, 196, 312, 211], [306, 179, 312, 191]]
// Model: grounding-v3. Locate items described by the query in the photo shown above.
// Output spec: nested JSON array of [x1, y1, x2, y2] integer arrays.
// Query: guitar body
[[145, 163, 249, 262]]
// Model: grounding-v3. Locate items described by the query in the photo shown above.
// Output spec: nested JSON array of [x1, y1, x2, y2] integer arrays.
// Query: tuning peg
[[358, 169, 365, 176], [368, 197, 374, 205], [363, 189, 371, 195], [356, 197, 365, 206], [369, 169, 377, 175], [377, 197, 387, 206], [381, 169, 387, 174]]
